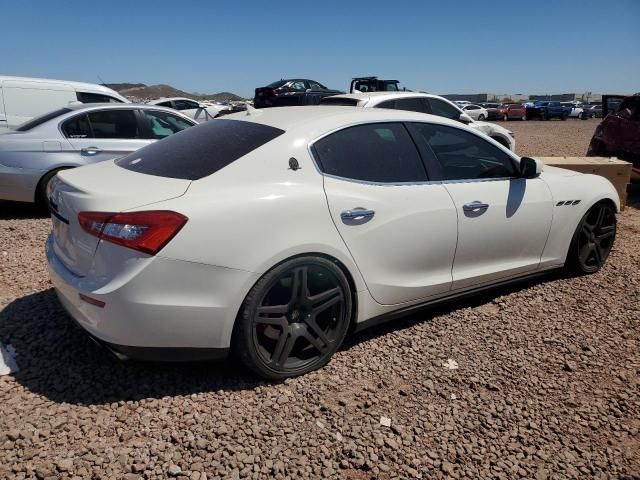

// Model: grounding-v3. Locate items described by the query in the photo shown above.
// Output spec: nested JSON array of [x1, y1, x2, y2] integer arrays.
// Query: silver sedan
[[0, 103, 196, 204]]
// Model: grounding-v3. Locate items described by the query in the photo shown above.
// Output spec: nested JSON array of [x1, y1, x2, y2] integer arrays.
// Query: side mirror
[[458, 113, 473, 124], [520, 156, 542, 179]]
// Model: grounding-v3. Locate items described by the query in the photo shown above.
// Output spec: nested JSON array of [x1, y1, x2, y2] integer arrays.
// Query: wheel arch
[[34, 165, 75, 204]]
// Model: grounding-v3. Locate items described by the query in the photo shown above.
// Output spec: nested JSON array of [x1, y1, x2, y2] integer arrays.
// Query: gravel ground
[[1, 121, 638, 480]]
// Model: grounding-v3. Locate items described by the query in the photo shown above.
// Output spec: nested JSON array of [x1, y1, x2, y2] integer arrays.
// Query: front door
[[407, 122, 553, 290], [313, 122, 458, 305]]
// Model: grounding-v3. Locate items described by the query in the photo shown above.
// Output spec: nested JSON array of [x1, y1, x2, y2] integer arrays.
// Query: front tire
[[478, 114, 486, 120], [566, 202, 616, 274], [234, 256, 352, 380]]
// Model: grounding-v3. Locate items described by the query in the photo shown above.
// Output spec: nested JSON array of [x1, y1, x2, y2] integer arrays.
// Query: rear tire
[[566, 202, 616, 274], [233, 256, 352, 380], [36, 169, 69, 209], [539, 111, 547, 121], [478, 114, 486, 120], [561, 114, 567, 121], [503, 114, 509, 121]]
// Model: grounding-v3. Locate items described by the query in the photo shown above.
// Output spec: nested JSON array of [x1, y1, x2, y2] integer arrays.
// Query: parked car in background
[[461, 104, 489, 121], [320, 92, 515, 151], [0, 104, 196, 204], [591, 105, 603, 118], [148, 97, 232, 121], [349, 76, 402, 93], [588, 94, 640, 180], [0, 76, 128, 131], [526, 101, 568, 120], [253, 79, 343, 108], [480, 103, 502, 120], [561, 103, 589, 120], [46, 107, 619, 380], [454, 100, 473, 107], [498, 103, 527, 121]]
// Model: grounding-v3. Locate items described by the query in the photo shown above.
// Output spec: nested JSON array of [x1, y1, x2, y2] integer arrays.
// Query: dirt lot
[[1, 120, 638, 480]]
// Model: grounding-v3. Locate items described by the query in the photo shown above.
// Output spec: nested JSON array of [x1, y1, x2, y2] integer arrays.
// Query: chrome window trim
[[306, 119, 522, 187]]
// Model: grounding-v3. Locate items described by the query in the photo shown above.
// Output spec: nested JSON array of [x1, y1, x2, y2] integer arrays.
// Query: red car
[[498, 103, 527, 121]]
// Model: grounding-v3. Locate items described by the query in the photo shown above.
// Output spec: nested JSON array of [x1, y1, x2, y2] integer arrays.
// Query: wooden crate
[[536, 156, 632, 209]]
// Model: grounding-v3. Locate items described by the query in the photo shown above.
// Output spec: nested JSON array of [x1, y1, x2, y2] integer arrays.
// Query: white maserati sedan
[[320, 92, 515, 151], [46, 107, 619, 380], [147, 97, 233, 121]]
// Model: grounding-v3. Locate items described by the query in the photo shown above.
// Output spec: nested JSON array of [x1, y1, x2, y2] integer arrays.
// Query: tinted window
[[87, 110, 140, 139], [376, 97, 430, 114], [174, 99, 200, 111], [408, 123, 517, 180], [290, 81, 306, 90], [116, 119, 284, 180], [313, 123, 427, 183], [319, 97, 359, 106], [143, 110, 194, 139], [308, 81, 326, 90], [427, 99, 461, 120], [15, 108, 72, 131], [385, 83, 399, 91], [156, 101, 173, 108], [63, 114, 92, 138], [76, 92, 123, 103]]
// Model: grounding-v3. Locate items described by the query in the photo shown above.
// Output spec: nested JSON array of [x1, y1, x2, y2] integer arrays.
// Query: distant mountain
[[103, 83, 245, 102]]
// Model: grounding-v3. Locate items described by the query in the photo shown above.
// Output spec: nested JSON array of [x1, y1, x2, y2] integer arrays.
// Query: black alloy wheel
[[234, 257, 352, 380], [567, 202, 616, 274]]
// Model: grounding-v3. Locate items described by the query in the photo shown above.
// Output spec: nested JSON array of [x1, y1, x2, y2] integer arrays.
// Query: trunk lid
[[49, 160, 191, 277]]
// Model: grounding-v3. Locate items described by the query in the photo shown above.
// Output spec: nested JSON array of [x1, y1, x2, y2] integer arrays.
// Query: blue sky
[[2, 0, 638, 98]]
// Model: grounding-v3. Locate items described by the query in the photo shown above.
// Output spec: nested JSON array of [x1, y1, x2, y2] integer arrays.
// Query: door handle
[[341, 209, 375, 220], [81, 147, 102, 155], [463, 201, 489, 212]]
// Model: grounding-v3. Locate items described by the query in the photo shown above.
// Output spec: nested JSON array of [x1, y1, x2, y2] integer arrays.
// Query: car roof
[[147, 97, 199, 104], [227, 106, 466, 133], [325, 91, 464, 109]]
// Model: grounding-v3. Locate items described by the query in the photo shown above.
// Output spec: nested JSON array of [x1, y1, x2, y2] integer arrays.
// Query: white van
[[0, 76, 129, 131]]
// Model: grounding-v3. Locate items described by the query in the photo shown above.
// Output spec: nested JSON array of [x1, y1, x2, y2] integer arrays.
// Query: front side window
[[308, 81, 325, 91], [385, 83, 399, 91], [87, 110, 140, 139], [312, 123, 427, 183], [77, 92, 123, 104], [174, 99, 200, 111], [63, 114, 92, 138], [408, 123, 517, 181], [144, 110, 194, 139], [427, 98, 462, 120], [376, 97, 430, 114], [116, 119, 284, 180]]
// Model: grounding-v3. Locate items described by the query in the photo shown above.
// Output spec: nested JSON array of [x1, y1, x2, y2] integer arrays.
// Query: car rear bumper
[[0, 163, 42, 202], [46, 234, 260, 356]]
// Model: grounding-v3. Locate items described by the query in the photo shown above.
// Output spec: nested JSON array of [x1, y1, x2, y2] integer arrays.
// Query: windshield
[[15, 108, 72, 131]]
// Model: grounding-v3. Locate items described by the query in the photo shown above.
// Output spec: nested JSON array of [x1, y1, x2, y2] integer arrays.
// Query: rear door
[[408, 122, 553, 290], [63, 108, 151, 163], [314, 122, 458, 305]]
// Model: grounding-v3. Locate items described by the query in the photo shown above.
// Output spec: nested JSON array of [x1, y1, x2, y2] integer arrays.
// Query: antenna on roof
[[97, 75, 106, 85]]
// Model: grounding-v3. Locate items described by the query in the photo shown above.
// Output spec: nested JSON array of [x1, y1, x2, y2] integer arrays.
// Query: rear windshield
[[15, 108, 72, 131], [115, 119, 285, 180], [319, 97, 359, 106]]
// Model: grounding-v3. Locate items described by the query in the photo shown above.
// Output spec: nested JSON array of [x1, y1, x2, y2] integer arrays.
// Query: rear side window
[[267, 80, 286, 88], [63, 114, 92, 138], [312, 123, 427, 183], [77, 92, 123, 103], [15, 108, 71, 131], [87, 110, 140, 139], [319, 97, 359, 106], [116, 119, 285, 180]]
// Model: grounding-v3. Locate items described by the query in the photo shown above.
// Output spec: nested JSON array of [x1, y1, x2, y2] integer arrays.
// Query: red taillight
[[78, 210, 188, 255]]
